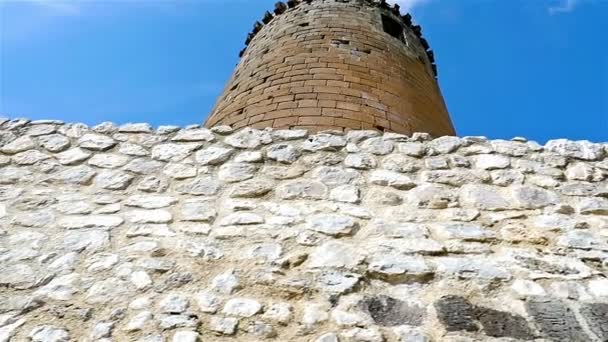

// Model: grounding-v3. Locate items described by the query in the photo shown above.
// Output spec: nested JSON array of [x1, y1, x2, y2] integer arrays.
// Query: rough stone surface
[[0, 120, 607, 341]]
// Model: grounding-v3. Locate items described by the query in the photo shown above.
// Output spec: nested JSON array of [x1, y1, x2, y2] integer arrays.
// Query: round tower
[[205, 0, 456, 136]]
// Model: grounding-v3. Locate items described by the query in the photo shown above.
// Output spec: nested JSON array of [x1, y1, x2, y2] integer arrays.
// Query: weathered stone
[[358, 296, 425, 327], [525, 297, 588, 341], [209, 317, 238, 335], [302, 133, 346, 151], [313, 166, 360, 185], [88, 153, 129, 168], [273, 129, 308, 140], [475, 307, 534, 339], [119, 142, 149, 156], [1, 136, 35, 154], [195, 145, 234, 165], [512, 185, 558, 209], [428, 136, 463, 154], [56, 148, 91, 165], [473, 154, 510, 170], [579, 303, 608, 340], [126, 210, 172, 224], [223, 298, 262, 317], [345, 153, 377, 169], [424, 156, 449, 169], [175, 176, 220, 196], [434, 257, 511, 280], [219, 212, 264, 225], [124, 158, 164, 174], [0, 167, 33, 184], [28, 325, 70, 342], [370, 170, 416, 189], [95, 170, 134, 190], [431, 223, 496, 242], [546, 139, 605, 160], [180, 200, 216, 222], [307, 241, 363, 269], [229, 179, 273, 198], [58, 215, 123, 229], [460, 184, 512, 211], [361, 137, 395, 155], [159, 294, 190, 314], [277, 180, 328, 200], [435, 296, 478, 332], [172, 128, 215, 142], [218, 163, 257, 182], [152, 143, 201, 162], [85, 278, 130, 304], [266, 143, 302, 163], [330, 185, 360, 203], [225, 127, 272, 149], [119, 122, 153, 133], [368, 255, 433, 282], [78, 134, 116, 151], [579, 197, 608, 215], [49, 165, 97, 184], [307, 214, 358, 237]]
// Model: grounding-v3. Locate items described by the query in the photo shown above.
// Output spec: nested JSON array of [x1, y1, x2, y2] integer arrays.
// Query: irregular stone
[[247, 321, 276, 339], [368, 255, 433, 282], [175, 176, 220, 196], [58, 215, 123, 229], [229, 179, 273, 198], [579, 197, 608, 215], [56, 148, 91, 165], [88, 153, 129, 168], [131, 270, 153, 289], [85, 278, 130, 304], [211, 270, 240, 294], [313, 166, 360, 185], [434, 296, 478, 332], [512, 185, 558, 209], [315, 332, 339, 342], [13, 150, 50, 165], [431, 223, 496, 242], [460, 184, 512, 211], [194, 291, 221, 313], [119, 122, 153, 133], [95, 170, 134, 190], [180, 200, 216, 222], [0, 167, 33, 184], [151, 143, 201, 162], [511, 279, 547, 298], [163, 163, 197, 179], [277, 180, 328, 200], [49, 165, 97, 184], [302, 303, 330, 327], [35, 273, 80, 301], [222, 298, 262, 317], [307, 241, 363, 269], [138, 175, 169, 193], [473, 154, 510, 170], [125, 195, 177, 209], [0, 263, 36, 289], [558, 230, 608, 250], [359, 295, 425, 327], [234, 150, 263, 163], [525, 297, 588, 341], [219, 212, 264, 226], [0, 318, 26, 342], [579, 303, 608, 340], [302, 133, 346, 151], [124, 311, 153, 332], [26, 123, 57, 136], [266, 143, 302, 163], [422, 170, 483, 187], [406, 184, 456, 209], [218, 163, 257, 182], [194, 145, 234, 165], [424, 156, 449, 169], [361, 137, 394, 155], [172, 128, 215, 142], [124, 158, 164, 175], [314, 270, 360, 294], [209, 317, 238, 335], [341, 327, 384, 342], [78, 134, 116, 151], [63, 230, 109, 252], [546, 139, 604, 160], [588, 278, 608, 297], [491, 140, 529, 156], [225, 127, 272, 149], [172, 331, 199, 342], [126, 210, 172, 224], [307, 214, 358, 237], [370, 170, 416, 189], [273, 129, 308, 140], [263, 303, 293, 324], [434, 257, 511, 280], [330, 185, 360, 203], [28, 325, 70, 342], [345, 153, 377, 169], [381, 154, 420, 173], [0, 136, 35, 154], [12, 210, 55, 227], [159, 294, 190, 314], [119, 142, 149, 156], [475, 307, 534, 339], [428, 136, 463, 154]]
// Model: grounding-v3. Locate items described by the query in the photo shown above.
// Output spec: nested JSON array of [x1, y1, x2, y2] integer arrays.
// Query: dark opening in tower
[[382, 14, 404, 42]]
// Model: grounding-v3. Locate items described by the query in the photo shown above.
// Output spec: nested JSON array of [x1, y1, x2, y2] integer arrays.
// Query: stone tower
[[205, 0, 455, 137]]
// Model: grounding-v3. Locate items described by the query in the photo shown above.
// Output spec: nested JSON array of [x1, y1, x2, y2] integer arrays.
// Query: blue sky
[[0, 0, 606, 143]]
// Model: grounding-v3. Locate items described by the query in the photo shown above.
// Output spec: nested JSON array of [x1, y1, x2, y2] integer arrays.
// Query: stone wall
[[1, 118, 607, 341], [205, 0, 455, 136]]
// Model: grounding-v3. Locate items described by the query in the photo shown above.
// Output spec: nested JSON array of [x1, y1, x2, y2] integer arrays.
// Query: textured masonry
[[1, 118, 608, 341], [205, 0, 455, 136]]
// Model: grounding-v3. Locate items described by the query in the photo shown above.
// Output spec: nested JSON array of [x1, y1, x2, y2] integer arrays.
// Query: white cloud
[[391, 0, 432, 12], [548, 0, 581, 14]]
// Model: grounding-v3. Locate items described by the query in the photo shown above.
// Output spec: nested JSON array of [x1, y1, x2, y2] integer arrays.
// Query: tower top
[[205, 0, 456, 136]]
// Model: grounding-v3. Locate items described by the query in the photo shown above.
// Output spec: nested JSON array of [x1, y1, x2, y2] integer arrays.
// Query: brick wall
[[204, 0, 456, 136]]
